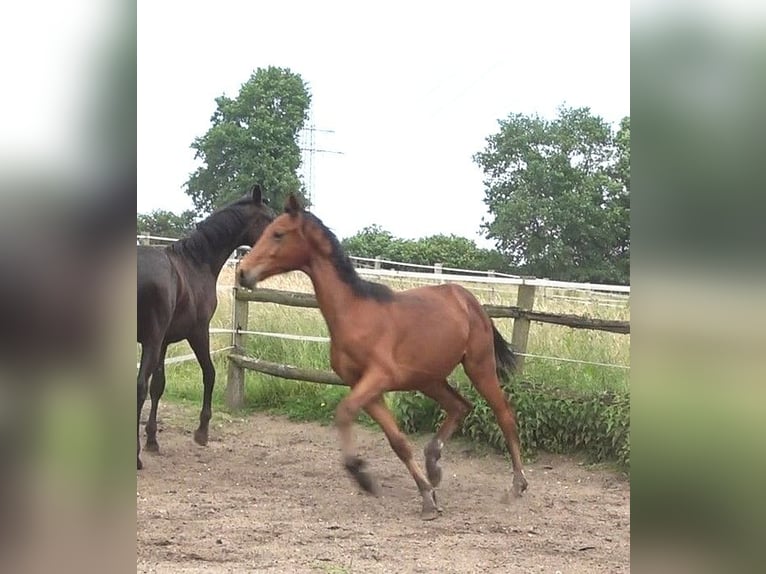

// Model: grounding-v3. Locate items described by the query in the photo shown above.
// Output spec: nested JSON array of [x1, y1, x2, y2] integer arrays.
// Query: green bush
[[389, 379, 630, 470], [341, 226, 510, 272], [507, 381, 630, 468]]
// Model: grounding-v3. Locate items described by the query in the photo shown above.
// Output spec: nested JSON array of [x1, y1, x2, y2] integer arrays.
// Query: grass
[[231, 271, 630, 396], [153, 264, 630, 402], [147, 263, 630, 466]]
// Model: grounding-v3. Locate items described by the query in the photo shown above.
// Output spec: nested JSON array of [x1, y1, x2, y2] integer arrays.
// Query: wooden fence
[[224, 278, 630, 410]]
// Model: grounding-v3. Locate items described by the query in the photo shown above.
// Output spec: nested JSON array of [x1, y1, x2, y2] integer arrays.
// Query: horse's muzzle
[[239, 265, 263, 289], [238, 267, 257, 289]]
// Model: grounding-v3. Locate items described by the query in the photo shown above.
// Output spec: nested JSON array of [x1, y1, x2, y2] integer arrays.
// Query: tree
[[474, 106, 630, 284], [185, 66, 311, 215], [341, 225, 396, 260], [341, 227, 510, 273], [137, 209, 197, 239]]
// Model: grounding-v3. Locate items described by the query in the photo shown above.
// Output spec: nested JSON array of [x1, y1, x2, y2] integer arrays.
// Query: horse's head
[[239, 184, 276, 246], [238, 193, 311, 288]]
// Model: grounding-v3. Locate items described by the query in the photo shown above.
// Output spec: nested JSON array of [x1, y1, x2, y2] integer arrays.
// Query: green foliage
[[137, 208, 197, 239], [391, 391, 445, 434], [185, 66, 311, 215], [503, 383, 630, 468], [388, 374, 630, 469], [342, 226, 509, 272], [474, 106, 630, 284], [341, 225, 395, 259], [244, 377, 348, 424]]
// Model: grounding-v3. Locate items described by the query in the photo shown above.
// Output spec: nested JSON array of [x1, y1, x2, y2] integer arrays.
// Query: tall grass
[[238, 271, 630, 394]]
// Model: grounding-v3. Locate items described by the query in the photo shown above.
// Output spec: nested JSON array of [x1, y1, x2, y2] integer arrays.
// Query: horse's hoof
[[193, 429, 208, 446], [512, 474, 529, 497], [344, 456, 379, 495], [137, 457, 143, 470], [356, 471, 380, 496], [501, 486, 526, 503], [420, 506, 442, 521], [420, 490, 442, 520], [144, 441, 160, 453]]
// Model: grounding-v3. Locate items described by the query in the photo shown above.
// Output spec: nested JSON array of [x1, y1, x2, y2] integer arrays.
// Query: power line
[[298, 110, 343, 204]]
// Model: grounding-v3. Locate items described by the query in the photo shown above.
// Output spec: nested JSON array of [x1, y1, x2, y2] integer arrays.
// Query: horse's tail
[[492, 322, 517, 383]]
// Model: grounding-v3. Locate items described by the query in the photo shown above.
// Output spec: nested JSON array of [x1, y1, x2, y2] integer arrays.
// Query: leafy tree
[[341, 225, 396, 259], [342, 227, 510, 273], [185, 66, 311, 214], [474, 106, 630, 284], [137, 209, 197, 239]]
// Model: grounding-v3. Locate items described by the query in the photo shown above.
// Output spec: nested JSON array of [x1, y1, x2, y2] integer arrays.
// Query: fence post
[[434, 262, 444, 284], [226, 263, 250, 410], [374, 256, 381, 270], [138, 233, 151, 246], [510, 280, 537, 376]]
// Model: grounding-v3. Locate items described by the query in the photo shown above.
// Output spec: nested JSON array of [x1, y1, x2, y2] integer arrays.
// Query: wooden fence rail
[[235, 287, 630, 334], [225, 281, 630, 410], [229, 354, 344, 386]]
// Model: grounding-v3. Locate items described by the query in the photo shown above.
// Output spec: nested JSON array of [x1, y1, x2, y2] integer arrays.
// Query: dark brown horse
[[137, 185, 274, 469], [237, 195, 527, 519]]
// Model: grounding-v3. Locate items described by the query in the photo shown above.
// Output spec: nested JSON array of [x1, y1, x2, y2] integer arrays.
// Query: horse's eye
[[273, 230, 284, 241]]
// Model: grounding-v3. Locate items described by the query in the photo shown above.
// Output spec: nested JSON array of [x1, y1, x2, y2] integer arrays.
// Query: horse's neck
[[181, 222, 242, 277], [205, 240, 238, 277], [306, 257, 357, 336]]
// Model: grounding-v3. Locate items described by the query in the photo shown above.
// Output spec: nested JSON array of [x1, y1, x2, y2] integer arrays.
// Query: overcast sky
[[138, 0, 629, 246]]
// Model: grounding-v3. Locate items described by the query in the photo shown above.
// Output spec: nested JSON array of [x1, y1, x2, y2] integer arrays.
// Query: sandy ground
[[137, 403, 629, 573]]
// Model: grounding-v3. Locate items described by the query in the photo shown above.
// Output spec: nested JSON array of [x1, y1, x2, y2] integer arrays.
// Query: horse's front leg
[[188, 331, 215, 446], [363, 397, 441, 520]]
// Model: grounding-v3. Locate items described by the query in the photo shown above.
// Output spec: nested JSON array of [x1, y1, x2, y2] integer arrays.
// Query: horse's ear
[[250, 184, 263, 204], [284, 193, 302, 216]]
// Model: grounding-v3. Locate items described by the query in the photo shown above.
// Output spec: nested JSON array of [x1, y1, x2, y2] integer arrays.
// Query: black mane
[[169, 197, 252, 266], [303, 212, 394, 302]]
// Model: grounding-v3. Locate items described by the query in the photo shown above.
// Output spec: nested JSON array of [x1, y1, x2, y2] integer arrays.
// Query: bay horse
[[137, 184, 274, 470], [237, 195, 528, 519]]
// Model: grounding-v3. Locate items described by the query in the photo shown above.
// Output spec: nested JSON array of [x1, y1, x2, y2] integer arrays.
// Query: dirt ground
[[137, 403, 630, 574]]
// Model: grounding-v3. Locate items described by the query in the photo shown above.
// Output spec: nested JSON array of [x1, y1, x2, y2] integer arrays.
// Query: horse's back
[[137, 246, 175, 296], [392, 282, 492, 353], [398, 282, 481, 318]]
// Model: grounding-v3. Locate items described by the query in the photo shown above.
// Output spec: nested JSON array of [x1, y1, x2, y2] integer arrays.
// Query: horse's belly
[[161, 327, 188, 344]]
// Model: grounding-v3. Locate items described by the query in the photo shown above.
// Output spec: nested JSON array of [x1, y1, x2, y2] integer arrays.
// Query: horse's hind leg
[[363, 397, 441, 520], [463, 353, 528, 497], [420, 381, 473, 487], [137, 341, 163, 470], [144, 343, 168, 452], [187, 330, 214, 446]]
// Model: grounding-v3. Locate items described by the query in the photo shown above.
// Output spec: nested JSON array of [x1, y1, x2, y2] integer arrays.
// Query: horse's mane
[[168, 197, 253, 265], [303, 212, 394, 302]]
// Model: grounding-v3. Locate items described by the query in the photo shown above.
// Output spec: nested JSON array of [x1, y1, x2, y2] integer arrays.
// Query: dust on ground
[[137, 403, 629, 573]]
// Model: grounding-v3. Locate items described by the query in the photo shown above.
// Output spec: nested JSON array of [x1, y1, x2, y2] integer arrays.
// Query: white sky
[[138, 0, 629, 246]]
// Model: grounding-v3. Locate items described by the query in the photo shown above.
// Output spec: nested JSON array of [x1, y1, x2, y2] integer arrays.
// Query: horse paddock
[[137, 402, 630, 573]]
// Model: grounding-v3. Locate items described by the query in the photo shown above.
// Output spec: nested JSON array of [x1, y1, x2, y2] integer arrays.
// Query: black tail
[[492, 322, 517, 382]]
